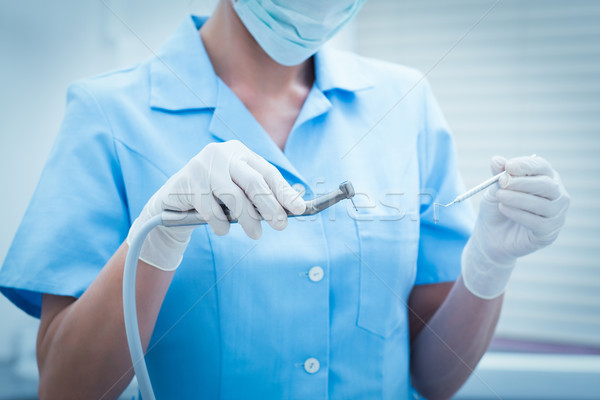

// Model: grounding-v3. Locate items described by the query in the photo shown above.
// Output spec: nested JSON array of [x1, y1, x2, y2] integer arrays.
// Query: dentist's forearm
[[37, 242, 175, 400], [410, 274, 503, 400]]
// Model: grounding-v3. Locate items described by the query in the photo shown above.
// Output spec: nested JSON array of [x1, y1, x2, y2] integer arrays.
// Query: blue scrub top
[[0, 15, 474, 399]]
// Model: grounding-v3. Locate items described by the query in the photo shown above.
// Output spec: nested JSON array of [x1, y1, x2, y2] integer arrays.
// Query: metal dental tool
[[439, 170, 508, 209], [433, 173, 506, 223], [124, 181, 356, 400], [161, 181, 357, 227], [434, 154, 536, 222], [304, 180, 357, 214]]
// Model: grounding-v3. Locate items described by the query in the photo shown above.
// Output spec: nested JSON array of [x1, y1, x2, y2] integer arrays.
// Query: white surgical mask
[[232, 0, 366, 66]]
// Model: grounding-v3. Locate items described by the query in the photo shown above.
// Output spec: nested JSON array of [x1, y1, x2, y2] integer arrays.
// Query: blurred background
[[1, 0, 599, 399]]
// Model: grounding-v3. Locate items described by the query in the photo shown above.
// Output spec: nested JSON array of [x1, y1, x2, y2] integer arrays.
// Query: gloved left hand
[[461, 155, 570, 299]]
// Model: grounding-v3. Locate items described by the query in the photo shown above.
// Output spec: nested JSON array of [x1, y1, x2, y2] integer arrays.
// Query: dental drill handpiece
[[161, 181, 357, 227]]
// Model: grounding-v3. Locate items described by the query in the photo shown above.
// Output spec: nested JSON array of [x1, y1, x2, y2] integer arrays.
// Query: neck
[[200, 0, 314, 95]]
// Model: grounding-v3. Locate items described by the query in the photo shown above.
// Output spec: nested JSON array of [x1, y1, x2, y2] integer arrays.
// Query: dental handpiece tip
[[339, 181, 355, 199]]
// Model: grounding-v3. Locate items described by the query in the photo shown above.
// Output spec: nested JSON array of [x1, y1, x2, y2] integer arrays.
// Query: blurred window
[[356, 0, 600, 351]]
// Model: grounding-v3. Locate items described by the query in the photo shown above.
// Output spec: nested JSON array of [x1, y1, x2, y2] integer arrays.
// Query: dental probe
[[440, 170, 507, 208], [433, 171, 506, 223], [441, 154, 537, 207], [434, 154, 536, 222]]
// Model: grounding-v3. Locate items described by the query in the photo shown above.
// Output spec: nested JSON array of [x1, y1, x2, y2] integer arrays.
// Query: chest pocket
[[356, 215, 419, 338]]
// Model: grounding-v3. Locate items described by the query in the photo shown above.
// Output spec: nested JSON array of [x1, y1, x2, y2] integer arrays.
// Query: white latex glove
[[127, 140, 306, 271], [461, 155, 570, 299]]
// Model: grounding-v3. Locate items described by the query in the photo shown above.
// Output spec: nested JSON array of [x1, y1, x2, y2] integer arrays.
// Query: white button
[[304, 357, 320, 374], [292, 183, 306, 196], [308, 266, 324, 282]]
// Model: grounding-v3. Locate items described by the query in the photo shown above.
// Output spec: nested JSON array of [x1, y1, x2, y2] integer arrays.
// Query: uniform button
[[292, 183, 306, 196], [304, 357, 320, 374], [308, 266, 324, 282]]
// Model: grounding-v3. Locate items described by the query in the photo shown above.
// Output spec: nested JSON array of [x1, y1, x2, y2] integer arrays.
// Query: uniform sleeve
[[414, 80, 475, 285], [0, 83, 130, 317]]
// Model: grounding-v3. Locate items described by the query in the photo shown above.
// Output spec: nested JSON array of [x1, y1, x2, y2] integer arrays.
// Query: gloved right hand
[[127, 140, 306, 271]]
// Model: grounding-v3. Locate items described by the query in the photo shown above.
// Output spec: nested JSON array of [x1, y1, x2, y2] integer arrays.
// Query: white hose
[[123, 214, 162, 400]]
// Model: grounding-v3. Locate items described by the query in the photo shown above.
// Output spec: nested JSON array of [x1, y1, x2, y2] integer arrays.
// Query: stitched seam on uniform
[[421, 79, 430, 199], [204, 227, 223, 399], [317, 212, 332, 398], [0, 277, 86, 295], [112, 137, 171, 179], [76, 82, 132, 221]]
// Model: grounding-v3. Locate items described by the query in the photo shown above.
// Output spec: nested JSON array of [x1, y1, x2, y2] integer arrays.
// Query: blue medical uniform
[[0, 15, 474, 399]]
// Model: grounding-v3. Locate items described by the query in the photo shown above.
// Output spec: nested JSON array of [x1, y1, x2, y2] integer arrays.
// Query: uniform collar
[[149, 15, 217, 111], [149, 15, 373, 186], [150, 15, 373, 111], [313, 45, 373, 93]]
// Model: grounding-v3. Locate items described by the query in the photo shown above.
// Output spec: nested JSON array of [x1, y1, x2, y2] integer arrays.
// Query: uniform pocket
[[356, 216, 419, 338]]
